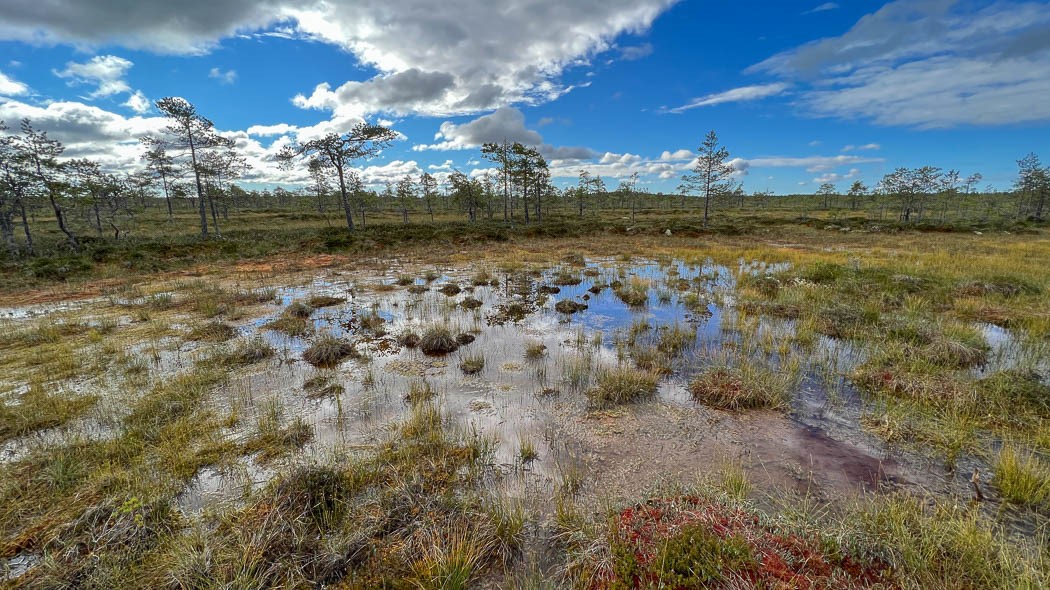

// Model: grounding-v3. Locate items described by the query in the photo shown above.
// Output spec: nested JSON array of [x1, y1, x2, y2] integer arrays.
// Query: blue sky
[[1, 0, 1048, 194]]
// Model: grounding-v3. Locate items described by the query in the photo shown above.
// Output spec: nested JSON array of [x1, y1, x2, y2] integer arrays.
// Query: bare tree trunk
[[18, 200, 33, 255], [207, 192, 221, 236], [0, 214, 16, 256], [335, 164, 355, 231], [93, 201, 103, 235]]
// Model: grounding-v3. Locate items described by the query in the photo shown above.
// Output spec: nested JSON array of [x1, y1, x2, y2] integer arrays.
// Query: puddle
[[5, 256, 1038, 518], [3, 553, 38, 582], [169, 257, 976, 509]]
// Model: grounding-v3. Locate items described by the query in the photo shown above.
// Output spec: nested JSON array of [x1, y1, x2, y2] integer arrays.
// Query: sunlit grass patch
[[586, 366, 659, 407], [0, 382, 98, 444], [994, 444, 1050, 508], [688, 365, 790, 410], [613, 277, 649, 307]]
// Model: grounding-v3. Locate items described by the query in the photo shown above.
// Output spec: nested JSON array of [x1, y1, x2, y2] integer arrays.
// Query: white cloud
[[0, 70, 28, 96], [415, 107, 542, 151], [812, 167, 861, 184], [0, 0, 677, 117], [0, 1, 278, 55], [54, 54, 133, 98], [294, 69, 457, 119], [739, 154, 882, 173], [209, 67, 237, 84], [286, 0, 674, 116], [658, 149, 693, 161], [246, 123, 299, 136], [750, 0, 1050, 127], [666, 83, 788, 113], [0, 97, 309, 186], [842, 143, 880, 152], [359, 159, 423, 186], [122, 90, 151, 114], [0, 97, 166, 171], [413, 106, 597, 161], [804, 3, 838, 14], [619, 42, 653, 61]]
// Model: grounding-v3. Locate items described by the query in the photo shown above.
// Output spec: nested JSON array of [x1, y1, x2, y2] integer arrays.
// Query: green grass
[[0, 382, 98, 444], [994, 444, 1050, 508], [688, 365, 790, 410], [459, 353, 485, 375], [586, 366, 659, 407], [420, 325, 459, 355], [2, 204, 1049, 588], [218, 337, 275, 366], [519, 438, 539, 465]]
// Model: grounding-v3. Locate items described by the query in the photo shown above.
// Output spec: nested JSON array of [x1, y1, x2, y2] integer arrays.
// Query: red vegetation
[[590, 496, 895, 590]]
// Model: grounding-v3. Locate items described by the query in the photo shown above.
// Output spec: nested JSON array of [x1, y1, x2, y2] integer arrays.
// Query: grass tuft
[[586, 366, 659, 407], [688, 366, 789, 410], [459, 353, 485, 375], [420, 325, 459, 356], [302, 333, 358, 367], [187, 321, 237, 342]]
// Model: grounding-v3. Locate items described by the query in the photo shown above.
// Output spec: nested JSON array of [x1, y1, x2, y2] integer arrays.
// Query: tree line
[[2, 98, 1048, 258]]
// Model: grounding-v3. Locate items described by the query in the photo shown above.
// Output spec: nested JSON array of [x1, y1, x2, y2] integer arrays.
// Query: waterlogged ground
[[2, 246, 1049, 586]]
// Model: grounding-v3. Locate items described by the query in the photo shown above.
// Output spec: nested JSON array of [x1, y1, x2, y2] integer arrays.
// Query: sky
[[0, 0, 1048, 194]]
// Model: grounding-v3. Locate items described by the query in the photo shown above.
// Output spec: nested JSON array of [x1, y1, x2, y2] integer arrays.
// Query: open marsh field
[[2, 228, 1050, 588]]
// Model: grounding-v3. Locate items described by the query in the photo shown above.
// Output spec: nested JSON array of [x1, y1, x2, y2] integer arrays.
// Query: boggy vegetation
[[1, 229, 1050, 588]]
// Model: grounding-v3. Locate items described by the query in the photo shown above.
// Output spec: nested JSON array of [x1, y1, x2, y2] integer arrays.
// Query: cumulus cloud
[[287, 0, 674, 116], [413, 106, 597, 161], [0, 0, 281, 54], [0, 0, 677, 117], [552, 148, 882, 184], [0, 98, 166, 170], [294, 69, 456, 118], [0, 71, 28, 96], [54, 55, 133, 98], [0, 97, 305, 186], [122, 90, 151, 114], [415, 107, 542, 150], [666, 83, 788, 113], [209, 67, 237, 84], [749, 0, 1050, 127], [246, 123, 299, 136]]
